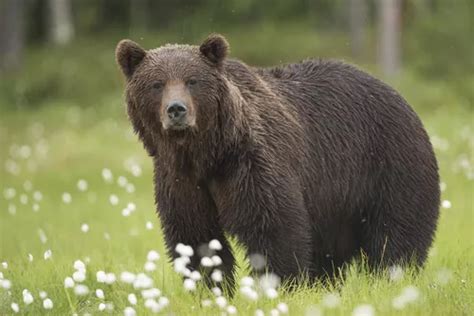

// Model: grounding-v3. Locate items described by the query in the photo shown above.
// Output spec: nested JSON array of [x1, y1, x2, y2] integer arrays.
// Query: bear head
[[116, 34, 236, 155]]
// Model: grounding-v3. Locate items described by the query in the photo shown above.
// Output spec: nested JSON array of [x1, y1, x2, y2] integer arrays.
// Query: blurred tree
[[378, 0, 401, 77], [349, 0, 368, 60], [0, 0, 25, 73], [130, 0, 149, 34], [47, 0, 75, 45]]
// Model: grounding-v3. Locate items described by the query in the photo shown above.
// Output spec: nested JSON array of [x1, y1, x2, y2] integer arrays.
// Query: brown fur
[[116, 34, 440, 293]]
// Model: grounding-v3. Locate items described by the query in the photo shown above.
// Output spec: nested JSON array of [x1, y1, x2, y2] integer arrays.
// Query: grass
[[0, 93, 472, 315]]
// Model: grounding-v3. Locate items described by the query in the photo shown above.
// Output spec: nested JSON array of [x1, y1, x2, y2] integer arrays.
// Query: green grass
[[0, 89, 473, 315]]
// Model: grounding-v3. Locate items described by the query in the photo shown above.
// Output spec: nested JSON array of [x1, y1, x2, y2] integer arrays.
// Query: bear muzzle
[[162, 100, 196, 131]]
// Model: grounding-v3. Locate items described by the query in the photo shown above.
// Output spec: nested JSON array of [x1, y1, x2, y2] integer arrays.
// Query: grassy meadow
[[0, 31, 473, 315]]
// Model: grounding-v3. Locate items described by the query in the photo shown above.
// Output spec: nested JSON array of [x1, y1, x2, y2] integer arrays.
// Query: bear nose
[[166, 101, 187, 121]]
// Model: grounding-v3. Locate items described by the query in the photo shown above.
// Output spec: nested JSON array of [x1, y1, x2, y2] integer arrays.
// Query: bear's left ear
[[200, 34, 229, 66], [116, 39, 146, 79]]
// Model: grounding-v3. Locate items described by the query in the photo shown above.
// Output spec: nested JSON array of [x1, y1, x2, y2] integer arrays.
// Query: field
[[0, 83, 473, 315]]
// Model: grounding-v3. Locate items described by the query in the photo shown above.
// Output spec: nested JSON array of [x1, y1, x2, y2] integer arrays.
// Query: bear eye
[[186, 78, 198, 87], [152, 82, 164, 90]]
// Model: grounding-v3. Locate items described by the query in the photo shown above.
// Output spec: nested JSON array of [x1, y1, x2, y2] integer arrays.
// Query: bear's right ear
[[116, 39, 146, 79]]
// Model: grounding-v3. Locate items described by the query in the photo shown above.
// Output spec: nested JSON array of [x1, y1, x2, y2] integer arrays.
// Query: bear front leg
[[155, 176, 236, 293], [215, 166, 313, 284]]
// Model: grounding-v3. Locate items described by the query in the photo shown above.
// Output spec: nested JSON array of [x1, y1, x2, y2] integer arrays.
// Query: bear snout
[[166, 101, 188, 122]]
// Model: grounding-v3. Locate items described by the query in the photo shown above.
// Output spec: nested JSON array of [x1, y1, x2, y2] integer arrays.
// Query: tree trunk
[[378, 0, 401, 77], [0, 0, 25, 73], [48, 0, 74, 45], [130, 0, 149, 34], [349, 0, 367, 60]]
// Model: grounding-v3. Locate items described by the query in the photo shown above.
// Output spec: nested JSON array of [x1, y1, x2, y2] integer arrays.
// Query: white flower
[[265, 288, 278, 299], [259, 273, 280, 290], [240, 286, 258, 301], [133, 273, 153, 289], [144, 299, 161, 312], [322, 292, 340, 308], [352, 304, 374, 316], [392, 286, 420, 310], [23, 289, 34, 305], [102, 168, 113, 182], [73, 270, 86, 282], [227, 305, 237, 314], [11, 302, 19, 313], [436, 267, 453, 285], [158, 296, 169, 307], [130, 164, 142, 177], [270, 308, 280, 316], [120, 271, 136, 284], [212, 287, 222, 297], [128, 293, 137, 305], [144, 261, 156, 272], [1, 262, 7, 269], [389, 265, 404, 282], [38, 229, 47, 244], [77, 179, 88, 191], [98, 303, 106, 311], [43, 298, 53, 310], [249, 253, 266, 270], [118, 176, 128, 187], [126, 183, 135, 193], [127, 202, 136, 211], [124, 306, 136, 316], [141, 288, 161, 299], [74, 284, 89, 296], [441, 200, 452, 209], [215, 296, 227, 308], [33, 191, 43, 201], [74, 260, 86, 271], [255, 309, 265, 316], [190, 270, 202, 281], [174, 257, 190, 274], [105, 273, 116, 284], [8, 203, 16, 215], [96, 271, 107, 283], [64, 277, 75, 288], [209, 239, 223, 250], [43, 249, 52, 260], [109, 194, 119, 205], [39, 291, 47, 299], [147, 250, 160, 262], [62, 192, 72, 204], [201, 256, 213, 267], [4, 187, 16, 200], [211, 255, 223, 266], [241, 276, 254, 287], [96, 289, 105, 299], [32, 203, 40, 212], [175, 243, 194, 257], [1, 279, 12, 289], [122, 208, 131, 217], [146, 221, 154, 230], [81, 223, 89, 233], [277, 302, 289, 314], [211, 270, 223, 282], [202, 299, 212, 307], [183, 278, 196, 291], [20, 194, 28, 205], [402, 286, 420, 302], [26, 253, 33, 262]]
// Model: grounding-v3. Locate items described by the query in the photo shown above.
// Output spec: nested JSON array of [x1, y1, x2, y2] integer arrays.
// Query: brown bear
[[115, 34, 440, 292]]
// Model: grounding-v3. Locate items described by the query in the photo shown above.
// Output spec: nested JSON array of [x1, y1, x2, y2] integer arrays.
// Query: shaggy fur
[[116, 34, 440, 292]]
